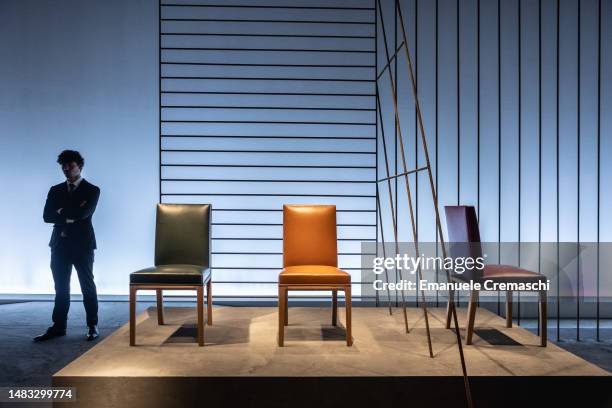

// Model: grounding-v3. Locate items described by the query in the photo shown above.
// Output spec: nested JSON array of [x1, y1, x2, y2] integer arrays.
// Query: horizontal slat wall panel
[[162, 166, 375, 181], [162, 94, 375, 109], [162, 0, 374, 7], [160, 1, 377, 298], [162, 137, 375, 151], [161, 21, 374, 37], [161, 123, 375, 137], [165, 195, 376, 209]]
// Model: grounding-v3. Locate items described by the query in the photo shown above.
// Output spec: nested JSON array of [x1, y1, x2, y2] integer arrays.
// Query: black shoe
[[86, 325, 99, 341], [33, 326, 66, 342]]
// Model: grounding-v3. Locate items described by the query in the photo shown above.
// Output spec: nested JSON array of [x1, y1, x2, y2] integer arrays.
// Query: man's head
[[57, 150, 84, 182]]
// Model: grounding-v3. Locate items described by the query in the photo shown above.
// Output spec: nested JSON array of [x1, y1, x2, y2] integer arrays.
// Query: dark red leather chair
[[444, 205, 547, 347]]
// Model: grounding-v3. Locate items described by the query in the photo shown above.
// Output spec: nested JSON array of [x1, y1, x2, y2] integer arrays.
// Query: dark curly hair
[[57, 150, 84, 168]]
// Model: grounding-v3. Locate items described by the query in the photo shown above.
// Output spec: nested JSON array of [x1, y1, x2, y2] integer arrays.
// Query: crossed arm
[[43, 187, 100, 224]]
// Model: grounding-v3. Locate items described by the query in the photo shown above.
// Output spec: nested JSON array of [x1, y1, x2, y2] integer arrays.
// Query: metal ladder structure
[[375, 1, 473, 406]]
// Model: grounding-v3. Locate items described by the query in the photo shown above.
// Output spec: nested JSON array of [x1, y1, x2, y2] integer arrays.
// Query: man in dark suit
[[34, 150, 101, 342]]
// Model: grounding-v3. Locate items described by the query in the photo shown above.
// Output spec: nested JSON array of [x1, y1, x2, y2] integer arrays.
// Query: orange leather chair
[[278, 205, 353, 346]]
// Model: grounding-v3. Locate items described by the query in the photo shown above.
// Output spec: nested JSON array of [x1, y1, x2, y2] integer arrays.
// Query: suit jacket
[[43, 179, 100, 251]]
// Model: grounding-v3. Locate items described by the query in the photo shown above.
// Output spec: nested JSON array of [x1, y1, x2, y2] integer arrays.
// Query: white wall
[[0, 0, 158, 295]]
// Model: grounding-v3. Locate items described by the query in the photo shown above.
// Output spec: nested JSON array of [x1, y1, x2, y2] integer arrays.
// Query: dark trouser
[[51, 245, 98, 329]]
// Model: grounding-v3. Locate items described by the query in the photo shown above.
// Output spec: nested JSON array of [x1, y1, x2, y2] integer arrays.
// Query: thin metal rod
[[395, 1, 472, 405], [376, 191, 394, 314], [162, 61, 376, 67], [161, 106, 376, 111], [576, 0, 581, 342], [376, 90, 408, 325], [376, 41, 406, 80], [158, 0, 162, 204], [517, 0, 522, 327], [376, 0, 415, 334], [161, 18, 375, 25], [161, 33, 375, 40], [379, 0, 433, 358], [596, 0, 601, 342], [377, 166, 429, 182], [162, 47, 375, 52], [556, 0, 561, 342], [162, 91, 375, 97], [375, 1, 380, 307], [161, 3, 375, 10]]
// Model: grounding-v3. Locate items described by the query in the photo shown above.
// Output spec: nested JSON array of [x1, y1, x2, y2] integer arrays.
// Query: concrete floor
[[1, 301, 612, 387]]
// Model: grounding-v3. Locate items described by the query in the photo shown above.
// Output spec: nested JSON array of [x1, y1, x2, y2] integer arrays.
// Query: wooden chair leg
[[197, 286, 204, 346], [129, 286, 136, 346], [156, 289, 164, 325], [506, 290, 513, 328], [332, 289, 338, 326], [466, 290, 478, 345], [445, 290, 454, 329], [539, 289, 547, 347], [284, 290, 289, 326], [278, 286, 286, 346], [206, 280, 213, 326], [345, 286, 353, 346]]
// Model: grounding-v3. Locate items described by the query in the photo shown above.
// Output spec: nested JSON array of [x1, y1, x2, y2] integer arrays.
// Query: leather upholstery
[[155, 204, 211, 268], [445, 205, 545, 283], [445, 205, 485, 281], [130, 265, 211, 285], [279, 265, 350, 285], [283, 205, 337, 268], [483, 265, 547, 283], [130, 204, 211, 286]]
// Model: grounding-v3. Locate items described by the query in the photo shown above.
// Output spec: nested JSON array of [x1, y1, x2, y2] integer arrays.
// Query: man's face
[[62, 161, 81, 181]]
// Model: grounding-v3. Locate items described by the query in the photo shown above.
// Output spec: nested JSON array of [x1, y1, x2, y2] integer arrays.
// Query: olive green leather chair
[[129, 204, 212, 346]]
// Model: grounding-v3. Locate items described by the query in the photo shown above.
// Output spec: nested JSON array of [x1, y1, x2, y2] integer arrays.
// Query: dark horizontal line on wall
[[162, 75, 374, 82], [162, 178, 375, 183], [210, 223, 375, 227], [209, 208, 376, 213], [211, 252, 375, 255], [162, 193, 376, 197], [161, 163, 376, 169], [161, 106, 375, 111], [210, 238, 375, 241], [160, 121, 375, 125], [162, 61, 375, 68], [161, 148, 375, 154], [160, 18, 375, 25], [162, 91, 375, 96], [161, 4, 375, 11], [161, 33, 375, 39], [162, 135, 377, 140], [161, 47, 375, 54]]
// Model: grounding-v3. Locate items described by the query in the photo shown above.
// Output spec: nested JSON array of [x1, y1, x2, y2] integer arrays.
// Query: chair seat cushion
[[279, 265, 350, 285], [481, 265, 547, 283], [130, 264, 210, 285]]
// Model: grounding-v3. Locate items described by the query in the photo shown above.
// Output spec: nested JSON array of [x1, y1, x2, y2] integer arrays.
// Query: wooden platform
[[53, 306, 612, 408]]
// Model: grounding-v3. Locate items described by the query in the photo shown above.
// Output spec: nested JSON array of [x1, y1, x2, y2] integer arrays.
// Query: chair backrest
[[155, 204, 211, 267], [444, 205, 484, 281], [283, 204, 337, 268]]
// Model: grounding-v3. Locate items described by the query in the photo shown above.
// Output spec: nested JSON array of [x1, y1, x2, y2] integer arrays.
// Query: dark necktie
[[69, 183, 76, 194]]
